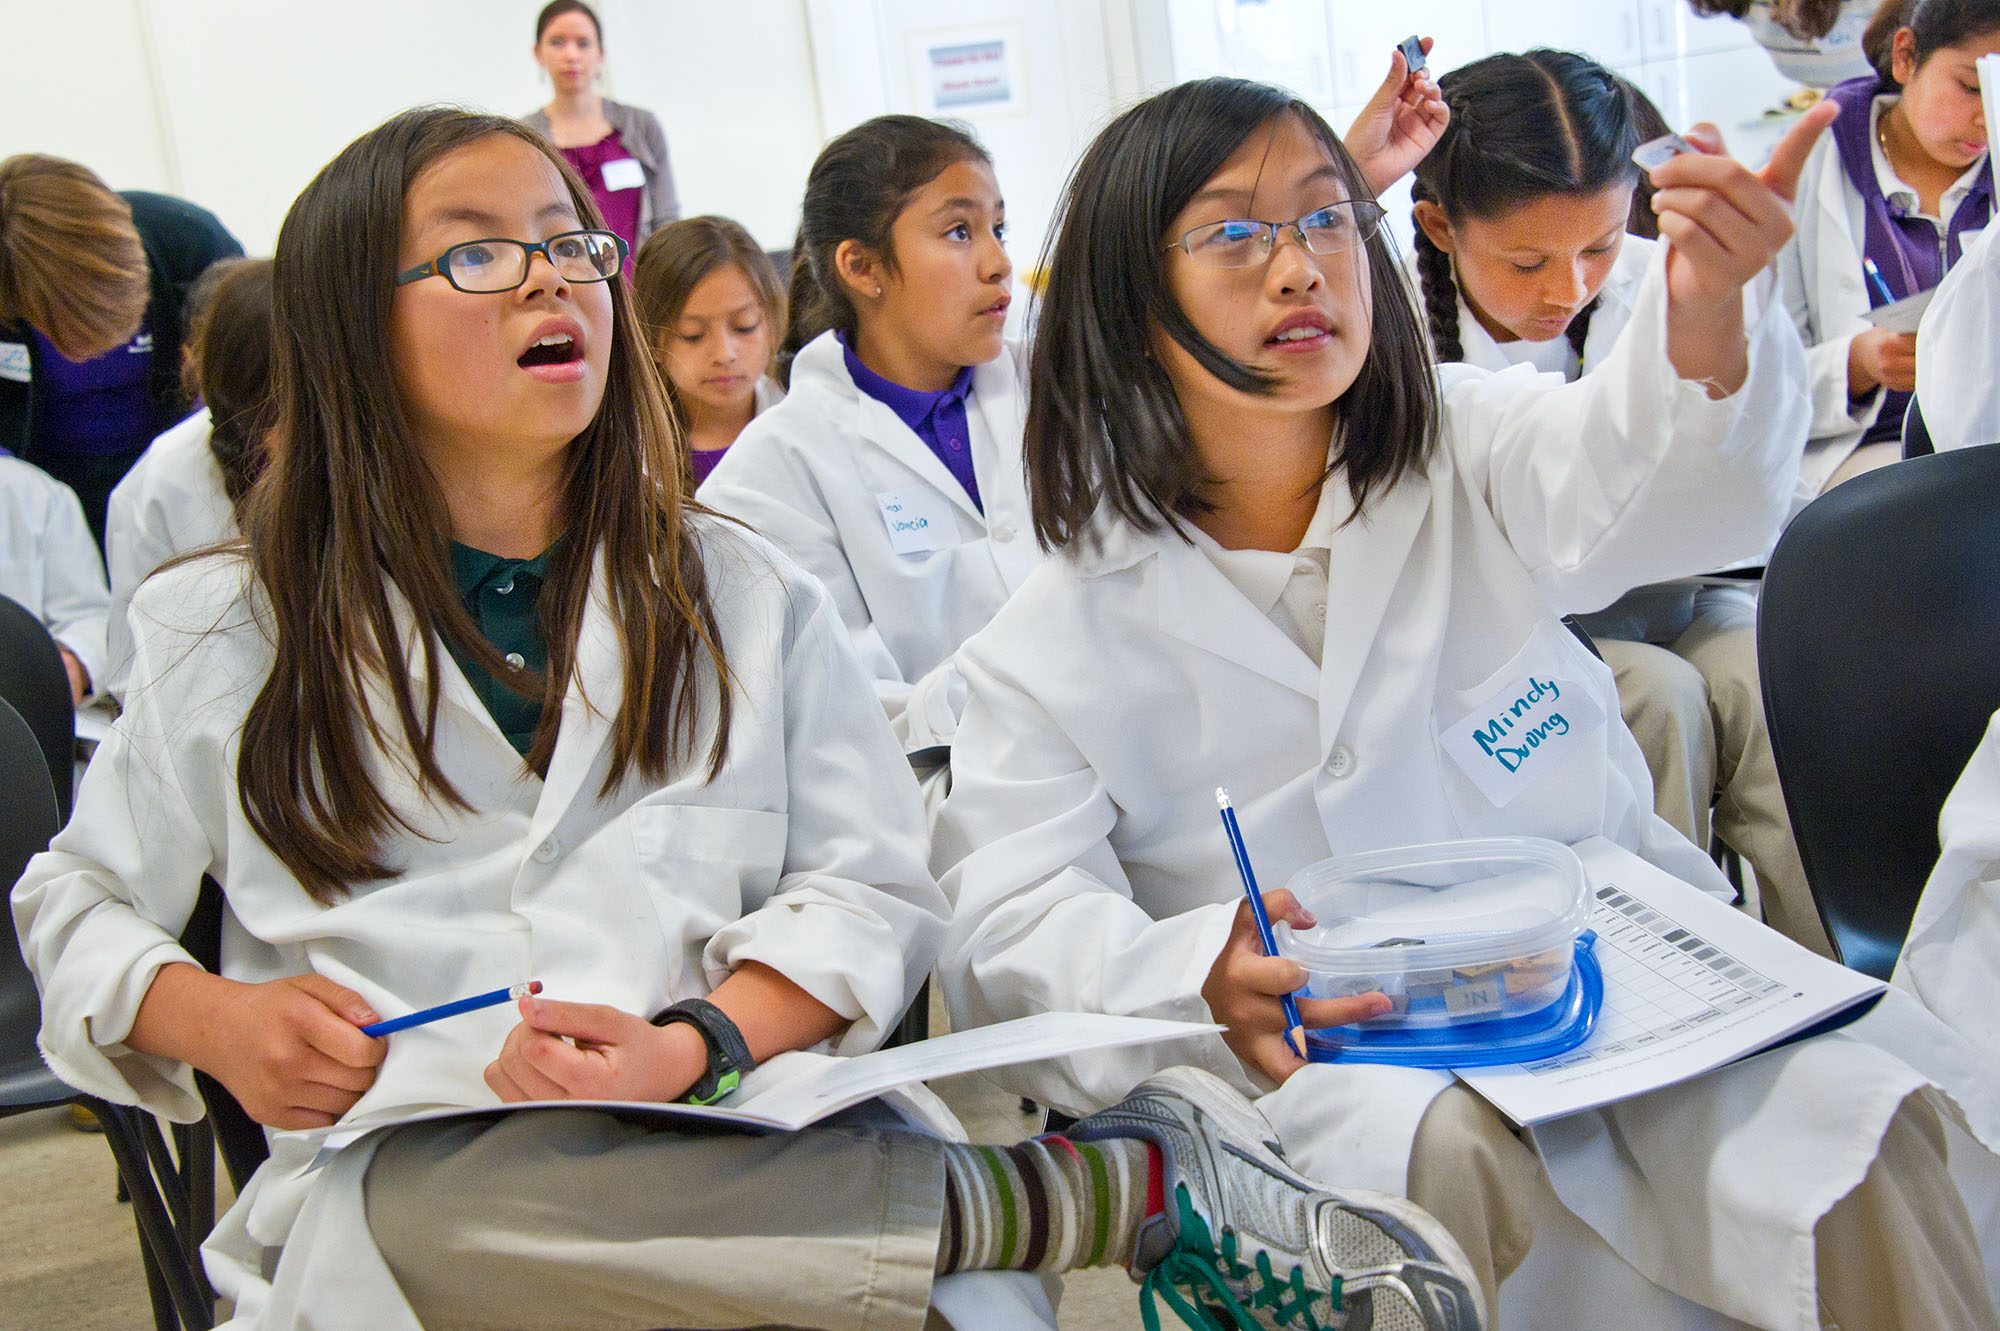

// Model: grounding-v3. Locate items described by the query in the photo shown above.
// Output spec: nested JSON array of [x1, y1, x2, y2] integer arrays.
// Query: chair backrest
[[0, 696, 62, 1089], [1759, 444, 2000, 978], [1902, 392, 1934, 459], [0, 594, 75, 823]]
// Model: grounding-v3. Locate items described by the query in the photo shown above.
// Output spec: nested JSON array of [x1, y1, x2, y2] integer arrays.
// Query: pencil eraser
[[1632, 133, 1696, 171], [1399, 35, 1427, 73]]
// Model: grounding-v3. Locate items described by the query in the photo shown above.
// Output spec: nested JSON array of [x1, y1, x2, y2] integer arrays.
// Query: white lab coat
[[1894, 707, 2000, 1063], [0, 453, 109, 690], [1777, 129, 1892, 503], [103, 409, 239, 698], [1915, 219, 2000, 450], [11, 517, 956, 1329], [935, 253, 2000, 1328], [698, 331, 1041, 750]]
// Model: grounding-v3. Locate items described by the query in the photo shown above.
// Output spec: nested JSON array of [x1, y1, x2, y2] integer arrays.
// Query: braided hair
[[1410, 49, 1641, 370]]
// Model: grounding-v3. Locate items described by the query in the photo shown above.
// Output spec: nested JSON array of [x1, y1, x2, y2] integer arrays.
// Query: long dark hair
[[1862, 0, 2000, 81], [1026, 77, 1436, 549], [179, 257, 275, 513], [775, 115, 990, 381], [241, 107, 730, 904], [1410, 50, 1641, 365]]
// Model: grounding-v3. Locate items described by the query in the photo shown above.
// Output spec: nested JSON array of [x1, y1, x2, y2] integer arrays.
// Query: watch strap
[[650, 997, 755, 1105]]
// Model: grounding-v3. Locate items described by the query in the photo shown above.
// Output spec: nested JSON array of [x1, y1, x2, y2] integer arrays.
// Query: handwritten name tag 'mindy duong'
[[1439, 674, 1607, 807]]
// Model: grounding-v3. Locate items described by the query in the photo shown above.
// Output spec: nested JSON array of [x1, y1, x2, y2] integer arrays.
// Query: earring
[[874, 286, 884, 298]]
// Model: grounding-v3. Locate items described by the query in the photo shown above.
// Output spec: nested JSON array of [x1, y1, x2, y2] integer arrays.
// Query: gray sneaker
[[1064, 1066, 1483, 1331]]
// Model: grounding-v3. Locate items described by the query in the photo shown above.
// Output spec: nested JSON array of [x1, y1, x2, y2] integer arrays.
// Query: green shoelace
[[1139, 1183, 1343, 1330]]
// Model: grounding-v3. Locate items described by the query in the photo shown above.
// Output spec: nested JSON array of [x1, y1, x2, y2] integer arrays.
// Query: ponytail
[[1410, 202, 1465, 363]]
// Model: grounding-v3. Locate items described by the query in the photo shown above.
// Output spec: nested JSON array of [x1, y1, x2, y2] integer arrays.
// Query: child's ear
[[1890, 27, 1917, 86], [1411, 201, 1455, 255], [833, 239, 884, 303]]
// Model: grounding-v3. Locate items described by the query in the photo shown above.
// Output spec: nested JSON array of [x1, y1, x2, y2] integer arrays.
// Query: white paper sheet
[[1455, 838, 1884, 1126], [1863, 286, 1935, 334], [305, 1012, 1218, 1164]]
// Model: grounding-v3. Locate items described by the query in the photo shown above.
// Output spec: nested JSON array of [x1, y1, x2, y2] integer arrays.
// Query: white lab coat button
[[532, 837, 559, 863], [504, 651, 526, 670], [1326, 745, 1356, 778], [1312, 602, 1327, 623], [992, 523, 1016, 543]]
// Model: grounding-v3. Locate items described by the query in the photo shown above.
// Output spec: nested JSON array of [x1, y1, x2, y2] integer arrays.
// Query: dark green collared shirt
[[447, 541, 553, 757]]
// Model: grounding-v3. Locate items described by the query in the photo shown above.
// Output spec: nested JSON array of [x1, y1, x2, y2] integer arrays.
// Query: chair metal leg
[[87, 1098, 216, 1330], [133, 1218, 181, 1331]]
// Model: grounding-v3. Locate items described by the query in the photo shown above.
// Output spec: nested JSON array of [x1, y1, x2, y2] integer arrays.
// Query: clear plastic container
[[1276, 837, 1601, 1066]]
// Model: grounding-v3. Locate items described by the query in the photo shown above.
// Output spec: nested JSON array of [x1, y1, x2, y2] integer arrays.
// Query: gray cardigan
[[523, 98, 679, 240]]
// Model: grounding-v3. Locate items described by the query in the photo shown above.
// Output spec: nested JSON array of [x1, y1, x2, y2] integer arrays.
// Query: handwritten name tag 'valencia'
[[1439, 671, 1607, 807]]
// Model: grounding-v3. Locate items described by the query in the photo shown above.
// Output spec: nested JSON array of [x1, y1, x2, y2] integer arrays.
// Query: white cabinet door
[[1482, 0, 1645, 70], [1167, 0, 1339, 104], [1638, 0, 1760, 61], [1325, 1, 1489, 106]]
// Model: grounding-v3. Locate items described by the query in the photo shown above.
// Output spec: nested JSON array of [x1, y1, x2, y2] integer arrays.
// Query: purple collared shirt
[[840, 333, 981, 513]]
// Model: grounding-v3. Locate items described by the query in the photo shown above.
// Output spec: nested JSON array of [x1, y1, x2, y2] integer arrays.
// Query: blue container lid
[[1304, 932, 1602, 1068]]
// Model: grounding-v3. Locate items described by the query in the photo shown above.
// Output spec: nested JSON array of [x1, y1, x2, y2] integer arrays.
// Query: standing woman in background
[[1778, 0, 2000, 494], [523, 0, 678, 251], [632, 216, 785, 485]]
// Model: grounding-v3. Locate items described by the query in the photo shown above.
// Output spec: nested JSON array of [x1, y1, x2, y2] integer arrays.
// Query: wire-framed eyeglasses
[[1166, 201, 1385, 269], [395, 229, 629, 293]]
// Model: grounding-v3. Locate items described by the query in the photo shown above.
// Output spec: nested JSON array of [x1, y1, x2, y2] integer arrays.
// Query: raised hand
[[1343, 39, 1450, 196]]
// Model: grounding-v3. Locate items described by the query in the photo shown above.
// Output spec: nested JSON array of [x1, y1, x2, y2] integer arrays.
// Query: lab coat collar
[[370, 548, 624, 842], [1314, 469, 1428, 753], [791, 331, 1000, 525]]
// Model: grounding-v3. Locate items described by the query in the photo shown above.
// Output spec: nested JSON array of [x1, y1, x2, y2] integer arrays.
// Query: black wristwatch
[[649, 997, 756, 1105]]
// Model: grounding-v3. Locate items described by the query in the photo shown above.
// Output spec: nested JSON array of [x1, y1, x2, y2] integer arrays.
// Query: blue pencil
[[360, 980, 542, 1038], [1863, 256, 1897, 307], [1216, 788, 1306, 1060]]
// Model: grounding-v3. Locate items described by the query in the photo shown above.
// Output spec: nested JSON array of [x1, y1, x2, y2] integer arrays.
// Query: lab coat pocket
[[1432, 620, 1614, 843], [626, 804, 791, 980]]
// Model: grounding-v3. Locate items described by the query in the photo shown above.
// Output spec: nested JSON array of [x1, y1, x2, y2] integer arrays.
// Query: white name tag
[[1439, 673, 1606, 807], [600, 157, 645, 192], [876, 489, 959, 555], [0, 342, 28, 383]]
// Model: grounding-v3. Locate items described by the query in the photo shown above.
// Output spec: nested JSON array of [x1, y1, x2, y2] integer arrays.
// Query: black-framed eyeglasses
[[1166, 201, 1385, 269], [395, 229, 629, 293]]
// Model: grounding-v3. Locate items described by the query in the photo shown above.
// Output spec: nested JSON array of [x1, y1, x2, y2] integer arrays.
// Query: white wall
[[0, 0, 1811, 267], [0, 0, 825, 253]]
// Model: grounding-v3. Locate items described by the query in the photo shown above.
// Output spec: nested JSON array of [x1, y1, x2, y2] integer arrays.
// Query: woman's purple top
[[559, 128, 645, 252]]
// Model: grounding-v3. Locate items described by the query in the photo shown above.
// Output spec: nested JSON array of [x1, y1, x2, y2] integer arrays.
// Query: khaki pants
[[364, 1108, 946, 1331], [1599, 596, 1832, 959], [1404, 1087, 1997, 1331]]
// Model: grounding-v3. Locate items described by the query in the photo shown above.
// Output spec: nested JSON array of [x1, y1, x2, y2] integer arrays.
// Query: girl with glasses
[[1409, 49, 1824, 958], [935, 75, 2000, 1327], [702, 54, 1447, 786], [11, 105, 1483, 1331]]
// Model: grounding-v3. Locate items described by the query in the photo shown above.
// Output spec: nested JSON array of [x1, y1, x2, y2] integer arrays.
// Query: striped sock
[[936, 1136, 1158, 1275]]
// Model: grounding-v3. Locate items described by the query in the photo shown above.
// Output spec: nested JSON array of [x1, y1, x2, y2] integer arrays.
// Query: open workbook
[[1454, 837, 1885, 1126], [308, 1011, 1219, 1163]]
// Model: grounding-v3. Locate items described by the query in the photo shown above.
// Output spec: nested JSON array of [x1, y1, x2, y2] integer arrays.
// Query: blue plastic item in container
[[1276, 837, 1605, 1068]]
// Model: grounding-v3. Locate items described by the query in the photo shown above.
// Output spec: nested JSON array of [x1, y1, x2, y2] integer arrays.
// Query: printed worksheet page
[[1455, 838, 1883, 1125]]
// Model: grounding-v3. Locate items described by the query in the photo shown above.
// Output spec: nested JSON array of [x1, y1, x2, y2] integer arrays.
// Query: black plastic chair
[[1759, 444, 2000, 978], [1903, 393, 1935, 458], [0, 695, 219, 1329], [0, 593, 76, 823]]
